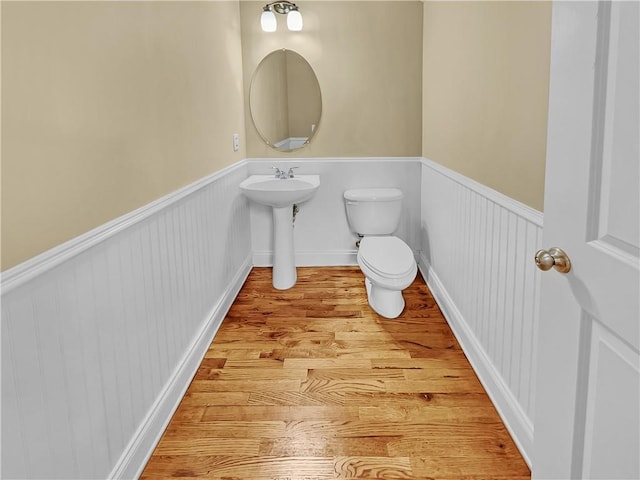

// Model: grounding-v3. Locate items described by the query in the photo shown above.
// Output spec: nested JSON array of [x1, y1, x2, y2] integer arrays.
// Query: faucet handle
[[271, 166, 283, 178], [287, 167, 299, 178]]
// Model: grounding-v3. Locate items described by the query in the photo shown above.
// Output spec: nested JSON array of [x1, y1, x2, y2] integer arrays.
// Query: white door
[[533, 2, 639, 479]]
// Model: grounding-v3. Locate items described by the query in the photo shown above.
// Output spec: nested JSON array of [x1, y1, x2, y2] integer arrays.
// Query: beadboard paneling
[[246, 158, 422, 266], [1, 163, 252, 479], [419, 158, 543, 466]]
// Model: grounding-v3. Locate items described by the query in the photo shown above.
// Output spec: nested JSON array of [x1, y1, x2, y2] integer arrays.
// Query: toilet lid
[[358, 236, 415, 278], [344, 188, 403, 202]]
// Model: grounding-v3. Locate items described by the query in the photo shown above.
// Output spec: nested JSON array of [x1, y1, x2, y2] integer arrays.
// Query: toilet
[[344, 188, 417, 318]]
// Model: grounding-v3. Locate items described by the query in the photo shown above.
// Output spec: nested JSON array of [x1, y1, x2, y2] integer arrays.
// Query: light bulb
[[287, 9, 303, 31], [261, 10, 277, 32]]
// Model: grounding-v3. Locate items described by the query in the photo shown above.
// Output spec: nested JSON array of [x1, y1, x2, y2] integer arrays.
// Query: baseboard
[[296, 250, 358, 266], [108, 255, 253, 480], [418, 253, 533, 467], [253, 250, 358, 267]]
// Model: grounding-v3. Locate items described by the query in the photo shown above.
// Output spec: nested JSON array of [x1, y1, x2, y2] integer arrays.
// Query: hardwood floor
[[141, 267, 530, 479]]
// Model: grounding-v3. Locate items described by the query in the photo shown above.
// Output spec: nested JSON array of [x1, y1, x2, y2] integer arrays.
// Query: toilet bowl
[[344, 188, 417, 319], [357, 236, 417, 318]]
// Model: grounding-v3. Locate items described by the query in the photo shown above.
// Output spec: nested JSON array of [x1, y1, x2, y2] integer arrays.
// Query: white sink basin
[[239, 173, 320, 290], [239, 175, 320, 208]]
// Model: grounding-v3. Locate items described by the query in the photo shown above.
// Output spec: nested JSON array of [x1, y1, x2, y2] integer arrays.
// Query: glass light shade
[[261, 10, 277, 32], [287, 10, 303, 31]]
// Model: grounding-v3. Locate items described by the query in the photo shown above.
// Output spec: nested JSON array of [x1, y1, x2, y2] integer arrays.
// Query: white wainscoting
[[419, 158, 543, 466], [246, 157, 422, 267], [1, 162, 253, 480]]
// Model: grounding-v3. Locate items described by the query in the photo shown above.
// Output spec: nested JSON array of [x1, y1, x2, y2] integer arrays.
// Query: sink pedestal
[[272, 206, 296, 290]]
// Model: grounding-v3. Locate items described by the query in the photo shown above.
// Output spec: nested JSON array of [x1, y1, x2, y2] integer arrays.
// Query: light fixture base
[[267, 1, 298, 15]]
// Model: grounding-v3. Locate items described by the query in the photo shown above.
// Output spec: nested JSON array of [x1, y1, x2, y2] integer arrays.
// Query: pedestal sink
[[240, 174, 320, 289]]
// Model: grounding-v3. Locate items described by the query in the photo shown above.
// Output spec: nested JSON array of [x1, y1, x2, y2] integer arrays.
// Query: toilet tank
[[344, 188, 404, 235]]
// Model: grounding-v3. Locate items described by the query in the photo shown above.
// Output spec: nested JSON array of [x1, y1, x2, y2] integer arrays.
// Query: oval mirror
[[249, 49, 322, 152]]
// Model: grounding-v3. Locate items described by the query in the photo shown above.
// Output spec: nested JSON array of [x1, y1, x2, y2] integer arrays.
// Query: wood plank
[[141, 455, 336, 479], [301, 377, 387, 394], [371, 354, 473, 369], [358, 405, 501, 423], [385, 378, 486, 394], [387, 433, 524, 458], [247, 391, 484, 408], [161, 421, 286, 439], [167, 405, 205, 423], [207, 341, 283, 351], [200, 405, 360, 422], [280, 420, 501, 438], [402, 367, 480, 381], [334, 456, 413, 478], [264, 347, 412, 360], [180, 392, 250, 406], [411, 455, 531, 478], [204, 348, 261, 359], [334, 331, 399, 342], [222, 358, 285, 368], [194, 367, 308, 381], [152, 437, 261, 456], [283, 421, 510, 439], [283, 358, 373, 369], [188, 379, 301, 393], [307, 367, 406, 380], [265, 318, 382, 332], [259, 436, 395, 456]]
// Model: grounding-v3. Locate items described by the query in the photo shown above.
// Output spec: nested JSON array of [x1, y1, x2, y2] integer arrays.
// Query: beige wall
[[422, 1, 551, 211], [240, 1, 423, 158], [2, 0, 552, 269], [1, 1, 246, 270]]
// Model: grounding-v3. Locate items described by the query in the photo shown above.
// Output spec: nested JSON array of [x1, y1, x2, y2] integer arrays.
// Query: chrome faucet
[[271, 166, 299, 179], [271, 167, 286, 179]]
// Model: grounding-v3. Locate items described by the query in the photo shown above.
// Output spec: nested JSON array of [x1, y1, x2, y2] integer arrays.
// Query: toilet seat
[[358, 236, 415, 277], [357, 236, 417, 289]]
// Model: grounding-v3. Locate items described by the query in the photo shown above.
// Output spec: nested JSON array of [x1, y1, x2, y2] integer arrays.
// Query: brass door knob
[[535, 247, 572, 274]]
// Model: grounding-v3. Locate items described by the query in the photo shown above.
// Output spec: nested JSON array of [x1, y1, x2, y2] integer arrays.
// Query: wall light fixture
[[261, 1, 303, 32]]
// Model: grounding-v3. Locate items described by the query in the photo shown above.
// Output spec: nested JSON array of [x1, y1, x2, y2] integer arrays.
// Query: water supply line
[[293, 204, 300, 226]]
